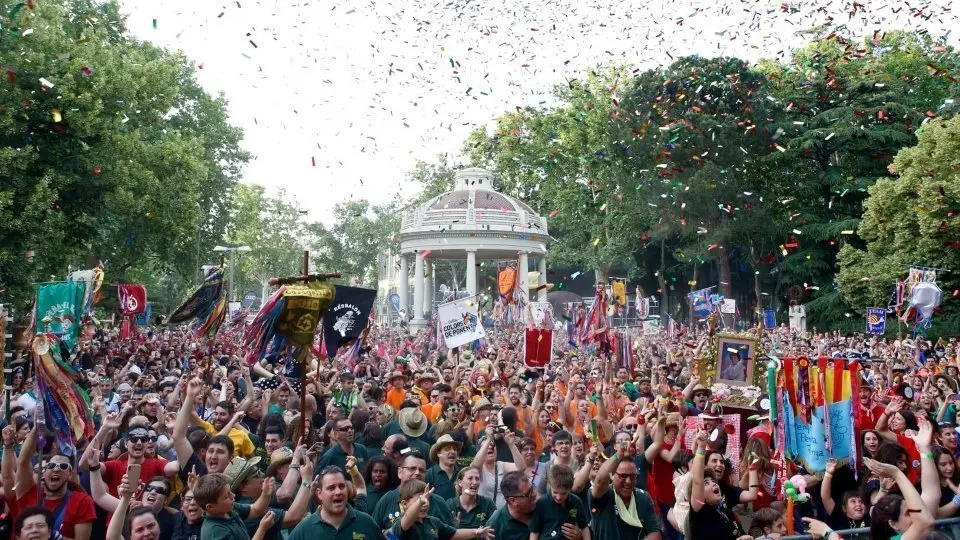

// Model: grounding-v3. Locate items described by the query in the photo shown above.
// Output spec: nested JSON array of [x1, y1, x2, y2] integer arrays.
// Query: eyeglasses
[[144, 485, 169, 496], [508, 486, 535, 500], [615, 472, 638, 480], [182, 495, 195, 503], [44, 462, 71, 471]]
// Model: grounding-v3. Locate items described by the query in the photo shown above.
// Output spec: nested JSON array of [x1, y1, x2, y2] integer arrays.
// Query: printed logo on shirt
[[569, 508, 578, 518], [476, 513, 487, 522]]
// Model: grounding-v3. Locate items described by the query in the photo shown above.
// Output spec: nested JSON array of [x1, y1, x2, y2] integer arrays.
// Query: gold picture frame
[[696, 332, 761, 388]]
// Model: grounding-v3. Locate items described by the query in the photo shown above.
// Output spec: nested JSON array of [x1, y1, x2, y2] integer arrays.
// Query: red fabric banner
[[118, 284, 147, 315], [524, 328, 552, 368]]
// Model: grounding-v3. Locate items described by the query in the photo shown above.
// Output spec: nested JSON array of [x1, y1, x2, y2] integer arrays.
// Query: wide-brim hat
[[266, 447, 295, 476], [398, 407, 428, 438], [691, 384, 712, 397], [459, 350, 475, 365], [471, 397, 493, 413], [415, 372, 437, 383], [429, 434, 463, 463], [223, 456, 263, 491], [389, 371, 407, 382]]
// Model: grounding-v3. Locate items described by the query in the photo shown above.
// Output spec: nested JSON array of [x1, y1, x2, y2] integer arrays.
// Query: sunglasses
[[144, 485, 169, 496], [622, 424, 638, 431], [337, 426, 354, 432], [44, 462, 71, 471], [129, 435, 157, 444]]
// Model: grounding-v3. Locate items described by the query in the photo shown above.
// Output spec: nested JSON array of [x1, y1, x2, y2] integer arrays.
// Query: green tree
[[837, 115, 960, 323], [466, 68, 656, 282], [224, 185, 305, 300], [0, 0, 247, 313], [761, 32, 958, 326], [310, 200, 401, 287]]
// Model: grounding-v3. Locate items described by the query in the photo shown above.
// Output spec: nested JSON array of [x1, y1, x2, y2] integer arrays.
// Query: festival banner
[[763, 308, 777, 330], [611, 280, 627, 306], [497, 261, 518, 304], [36, 282, 86, 351], [438, 296, 486, 348], [322, 286, 376, 355], [866, 307, 886, 335], [781, 357, 855, 473], [523, 328, 552, 368], [135, 302, 153, 326], [689, 287, 714, 319], [118, 284, 147, 315], [636, 296, 650, 319]]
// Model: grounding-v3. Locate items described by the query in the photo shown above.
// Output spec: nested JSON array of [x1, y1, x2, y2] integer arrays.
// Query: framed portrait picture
[[715, 335, 757, 387]]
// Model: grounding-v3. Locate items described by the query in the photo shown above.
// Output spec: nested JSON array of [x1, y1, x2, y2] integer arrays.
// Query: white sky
[[120, 0, 958, 225]]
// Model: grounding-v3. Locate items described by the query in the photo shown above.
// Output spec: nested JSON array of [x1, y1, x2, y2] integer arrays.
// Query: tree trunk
[[689, 262, 699, 327], [716, 245, 733, 299], [658, 239, 668, 318], [595, 266, 608, 286]]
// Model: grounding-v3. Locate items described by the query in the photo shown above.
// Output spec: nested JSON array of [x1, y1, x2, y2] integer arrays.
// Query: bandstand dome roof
[[397, 168, 549, 258]]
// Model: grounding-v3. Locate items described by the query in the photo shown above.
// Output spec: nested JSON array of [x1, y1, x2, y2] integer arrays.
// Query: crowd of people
[[1, 317, 959, 540]]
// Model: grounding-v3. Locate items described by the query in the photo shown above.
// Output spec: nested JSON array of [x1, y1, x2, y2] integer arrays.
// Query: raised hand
[[118, 474, 135, 500], [909, 418, 934, 451], [825, 458, 837, 475], [1, 425, 15, 446], [344, 456, 357, 472], [261, 477, 276, 498], [259, 511, 277, 530], [102, 412, 122, 431], [864, 457, 901, 480]]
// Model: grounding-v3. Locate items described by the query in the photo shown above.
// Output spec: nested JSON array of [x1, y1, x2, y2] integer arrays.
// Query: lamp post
[[213, 245, 251, 302]]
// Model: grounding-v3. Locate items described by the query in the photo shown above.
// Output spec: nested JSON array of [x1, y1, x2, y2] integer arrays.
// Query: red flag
[[524, 328, 552, 368], [118, 284, 147, 315]]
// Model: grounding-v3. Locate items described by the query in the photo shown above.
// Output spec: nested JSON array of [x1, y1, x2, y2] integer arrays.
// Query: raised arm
[[89, 447, 120, 513], [345, 455, 367, 496], [503, 432, 526, 472], [864, 457, 934, 540], [249, 477, 276, 519], [1, 426, 18, 496], [573, 446, 598, 493], [106, 475, 134, 540], [174, 378, 202, 470], [282, 459, 315, 527], [470, 429, 493, 469], [875, 398, 903, 443], [642, 411, 665, 465], [690, 431, 709, 512], [911, 420, 941, 514], [13, 424, 37, 498], [821, 459, 838, 516]]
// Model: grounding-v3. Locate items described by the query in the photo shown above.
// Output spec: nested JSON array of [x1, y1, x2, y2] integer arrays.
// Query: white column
[[538, 256, 548, 302], [466, 250, 477, 296], [411, 253, 426, 330], [424, 261, 434, 316], [398, 255, 409, 321], [518, 251, 530, 305]]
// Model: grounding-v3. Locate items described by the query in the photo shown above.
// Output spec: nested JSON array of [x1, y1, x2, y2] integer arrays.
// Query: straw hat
[[265, 447, 295, 477], [691, 384, 712, 397], [429, 434, 463, 463], [398, 407, 428, 438], [223, 456, 263, 491], [388, 371, 407, 382]]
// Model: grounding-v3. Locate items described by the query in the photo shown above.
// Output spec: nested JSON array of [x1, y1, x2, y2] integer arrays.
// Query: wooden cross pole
[[268, 251, 341, 442]]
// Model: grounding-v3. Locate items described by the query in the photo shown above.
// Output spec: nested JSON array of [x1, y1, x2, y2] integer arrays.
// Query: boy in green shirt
[[529, 464, 591, 540], [194, 473, 276, 540], [391, 480, 495, 540]]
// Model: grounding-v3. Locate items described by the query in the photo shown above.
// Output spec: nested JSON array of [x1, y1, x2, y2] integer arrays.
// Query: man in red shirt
[[855, 385, 885, 432], [79, 419, 177, 496], [2, 426, 96, 540]]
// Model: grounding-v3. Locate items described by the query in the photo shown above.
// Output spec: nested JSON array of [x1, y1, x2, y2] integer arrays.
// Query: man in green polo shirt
[[317, 418, 370, 472], [372, 452, 454, 528], [484, 471, 538, 540], [589, 444, 661, 540], [288, 466, 384, 540]]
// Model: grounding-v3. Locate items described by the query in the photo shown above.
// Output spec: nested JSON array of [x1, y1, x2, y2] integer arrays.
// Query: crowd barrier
[[781, 517, 960, 539]]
